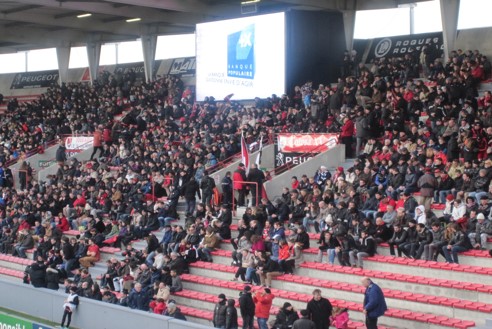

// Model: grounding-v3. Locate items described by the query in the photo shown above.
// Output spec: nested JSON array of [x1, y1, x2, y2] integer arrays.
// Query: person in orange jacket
[[253, 287, 274, 329]]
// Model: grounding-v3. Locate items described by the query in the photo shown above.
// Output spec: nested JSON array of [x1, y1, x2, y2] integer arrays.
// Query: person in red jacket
[[253, 287, 274, 329], [56, 215, 70, 232], [90, 125, 103, 160], [340, 116, 355, 158], [72, 193, 86, 208], [149, 298, 166, 315], [233, 164, 247, 207]]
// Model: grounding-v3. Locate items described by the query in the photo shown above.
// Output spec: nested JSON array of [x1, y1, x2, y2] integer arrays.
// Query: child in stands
[[330, 307, 349, 329]]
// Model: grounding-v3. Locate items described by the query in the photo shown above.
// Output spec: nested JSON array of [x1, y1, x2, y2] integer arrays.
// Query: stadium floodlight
[[126, 18, 141, 23], [77, 13, 92, 18]]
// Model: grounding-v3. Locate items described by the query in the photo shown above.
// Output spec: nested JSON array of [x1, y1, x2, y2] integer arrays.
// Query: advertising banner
[[114, 60, 162, 79], [275, 133, 339, 168], [0, 313, 53, 329], [65, 136, 93, 157], [365, 32, 443, 61], [168, 57, 196, 77], [10, 70, 59, 89]]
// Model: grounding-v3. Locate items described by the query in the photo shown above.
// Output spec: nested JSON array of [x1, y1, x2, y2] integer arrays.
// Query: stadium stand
[[0, 42, 491, 329]]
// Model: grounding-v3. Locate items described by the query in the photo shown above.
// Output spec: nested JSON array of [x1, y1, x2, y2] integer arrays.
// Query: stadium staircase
[[0, 158, 490, 328]]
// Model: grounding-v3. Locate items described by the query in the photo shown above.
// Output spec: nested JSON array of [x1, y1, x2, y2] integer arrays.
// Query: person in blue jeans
[[442, 223, 472, 264]]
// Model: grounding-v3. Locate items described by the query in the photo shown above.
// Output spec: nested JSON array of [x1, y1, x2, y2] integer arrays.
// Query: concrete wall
[[0, 278, 211, 329], [211, 144, 275, 192], [37, 147, 94, 183], [9, 144, 59, 189], [264, 144, 345, 199]]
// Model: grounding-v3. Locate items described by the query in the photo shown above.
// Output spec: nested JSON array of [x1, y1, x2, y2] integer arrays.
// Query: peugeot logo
[[375, 38, 392, 58]]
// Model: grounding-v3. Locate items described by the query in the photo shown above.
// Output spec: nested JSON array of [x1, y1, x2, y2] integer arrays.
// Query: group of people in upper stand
[[0, 43, 491, 329]]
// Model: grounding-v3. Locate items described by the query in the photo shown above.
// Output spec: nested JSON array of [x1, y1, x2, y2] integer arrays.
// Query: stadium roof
[[0, 0, 432, 52]]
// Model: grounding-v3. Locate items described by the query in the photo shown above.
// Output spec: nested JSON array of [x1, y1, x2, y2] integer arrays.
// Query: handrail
[[207, 133, 273, 175], [231, 181, 259, 216]]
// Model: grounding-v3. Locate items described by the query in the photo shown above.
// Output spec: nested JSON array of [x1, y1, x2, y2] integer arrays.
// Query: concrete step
[[188, 262, 491, 323], [207, 249, 492, 304], [173, 289, 393, 329], [209, 248, 492, 286], [180, 272, 474, 329]]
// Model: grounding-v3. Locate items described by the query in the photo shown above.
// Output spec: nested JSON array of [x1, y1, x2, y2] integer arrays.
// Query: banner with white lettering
[[114, 60, 162, 79], [168, 57, 196, 77], [65, 136, 93, 157], [275, 133, 339, 168], [365, 32, 443, 62], [10, 70, 59, 89]]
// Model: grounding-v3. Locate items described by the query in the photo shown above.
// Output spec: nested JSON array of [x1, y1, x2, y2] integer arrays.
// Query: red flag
[[241, 133, 250, 176]]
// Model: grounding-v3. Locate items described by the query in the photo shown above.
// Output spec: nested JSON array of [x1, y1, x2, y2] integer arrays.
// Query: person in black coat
[[30, 257, 48, 288], [295, 226, 310, 250], [56, 140, 67, 166], [221, 172, 233, 207], [213, 293, 227, 328], [306, 289, 332, 329], [46, 264, 60, 290], [247, 164, 265, 207], [273, 302, 299, 329], [128, 282, 151, 311], [239, 285, 255, 329], [182, 177, 201, 216], [225, 299, 239, 329]]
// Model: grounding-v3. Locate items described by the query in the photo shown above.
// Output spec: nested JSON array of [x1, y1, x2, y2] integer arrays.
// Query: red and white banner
[[275, 133, 339, 168], [277, 133, 339, 153], [65, 136, 94, 157]]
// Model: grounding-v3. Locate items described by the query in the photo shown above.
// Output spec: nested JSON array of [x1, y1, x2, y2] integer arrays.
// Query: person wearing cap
[[468, 213, 492, 250], [273, 302, 299, 329], [239, 285, 255, 329], [213, 293, 228, 328], [253, 287, 275, 329], [164, 301, 187, 320]]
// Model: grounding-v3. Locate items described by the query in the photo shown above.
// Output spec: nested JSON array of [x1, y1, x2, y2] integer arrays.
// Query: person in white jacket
[[450, 199, 466, 222], [414, 205, 427, 225]]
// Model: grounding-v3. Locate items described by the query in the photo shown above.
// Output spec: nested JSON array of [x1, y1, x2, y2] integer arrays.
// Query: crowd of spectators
[[0, 43, 491, 325]]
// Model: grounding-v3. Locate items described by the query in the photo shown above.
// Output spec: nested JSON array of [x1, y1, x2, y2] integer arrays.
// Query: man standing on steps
[[361, 277, 387, 329], [239, 285, 255, 329], [247, 163, 265, 208], [306, 289, 332, 329], [213, 293, 228, 328]]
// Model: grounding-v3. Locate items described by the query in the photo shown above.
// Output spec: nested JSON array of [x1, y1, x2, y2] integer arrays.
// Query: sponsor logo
[[374, 38, 392, 58], [227, 24, 255, 79], [169, 57, 196, 76], [10, 70, 59, 89]]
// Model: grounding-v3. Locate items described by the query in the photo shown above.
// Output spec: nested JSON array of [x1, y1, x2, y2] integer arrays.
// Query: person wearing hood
[[273, 302, 299, 329], [213, 293, 228, 328], [414, 205, 427, 226], [225, 299, 239, 329]]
